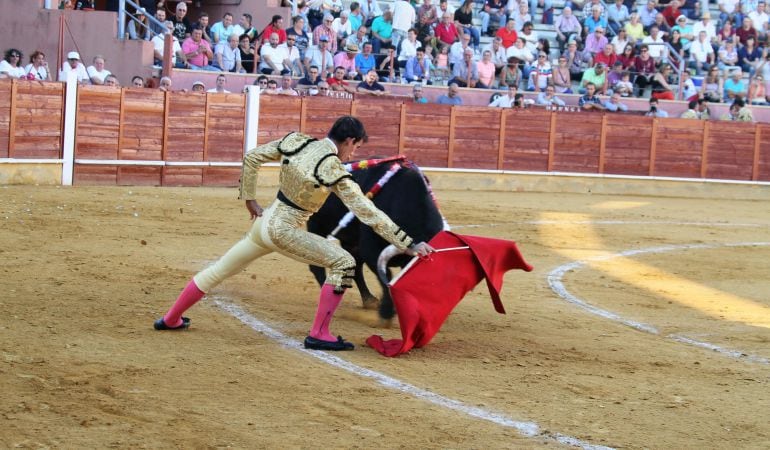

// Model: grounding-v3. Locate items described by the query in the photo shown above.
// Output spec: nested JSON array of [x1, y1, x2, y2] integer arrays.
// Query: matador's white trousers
[[193, 200, 356, 293]]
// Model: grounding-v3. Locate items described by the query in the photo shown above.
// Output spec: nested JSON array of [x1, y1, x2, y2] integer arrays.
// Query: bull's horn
[[376, 244, 405, 285]]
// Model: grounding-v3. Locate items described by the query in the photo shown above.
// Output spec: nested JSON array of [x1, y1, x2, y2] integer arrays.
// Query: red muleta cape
[[366, 231, 533, 357]]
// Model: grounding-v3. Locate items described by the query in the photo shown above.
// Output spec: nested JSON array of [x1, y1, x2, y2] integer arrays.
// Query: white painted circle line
[[547, 242, 770, 366], [213, 298, 614, 450], [453, 221, 768, 230]]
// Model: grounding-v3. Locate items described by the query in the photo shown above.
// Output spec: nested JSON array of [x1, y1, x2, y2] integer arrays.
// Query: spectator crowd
[[2, 0, 765, 120]]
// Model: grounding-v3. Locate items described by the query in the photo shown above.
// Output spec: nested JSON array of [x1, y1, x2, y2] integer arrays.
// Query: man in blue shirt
[[436, 83, 463, 105], [405, 48, 431, 83], [354, 42, 377, 79]]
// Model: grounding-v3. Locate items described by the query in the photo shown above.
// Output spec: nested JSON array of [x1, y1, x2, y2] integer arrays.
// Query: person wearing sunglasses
[[0, 49, 26, 79]]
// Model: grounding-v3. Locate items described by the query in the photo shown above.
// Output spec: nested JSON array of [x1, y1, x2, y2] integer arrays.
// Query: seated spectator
[[651, 64, 676, 100], [693, 12, 717, 43], [263, 79, 280, 94], [652, 13, 672, 38], [606, 60, 624, 88], [103, 74, 119, 87], [254, 76, 269, 89], [233, 13, 257, 42], [634, 45, 657, 95], [211, 12, 235, 44], [316, 81, 331, 96], [171, 2, 192, 41], [611, 28, 630, 56], [495, 18, 518, 50], [298, 65, 323, 86], [356, 69, 387, 95], [24, 50, 52, 81], [582, 0, 605, 20], [680, 70, 699, 101], [262, 15, 288, 46], [238, 34, 256, 73], [552, 55, 572, 93], [594, 43, 618, 67], [277, 74, 299, 95], [672, 16, 695, 49], [370, 9, 393, 54], [749, 2, 770, 40], [437, 82, 463, 105], [331, 11, 352, 45], [158, 76, 173, 92], [0, 49, 26, 79], [584, 6, 609, 36], [183, 27, 215, 70], [345, 25, 370, 50], [405, 47, 432, 84], [700, 66, 725, 101], [645, 97, 669, 117], [454, 0, 480, 49], [499, 56, 523, 89], [607, 0, 630, 34], [191, 80, 206, 92], [669, 29, 687, 63], [603, 92, 629, 111], [153, 21, 185, 68], [477, 50, 497, 89], [376, 46, 399, 82], [354, 42, 377, 78], [485, 37, 508, 74], [617, 43, 636, 70], [327, 66, 357, 93], [748, 74, 768, 104], [349, 2, 367, 37], [689, 30, 715, 75], [449, 32, 473, 69], [720, 0, 744, 33], [334, 42, 359, 78], [128, 7, 151, 40], [287, 16, 312, 62], [584, 26, 609, 60], [614, 70, 634, 96], [638, 0, 658, 31], [662, 0, 683, 27], [436, 12, 461, 48], [724, 68, 748, 100], [642, 26, 669, 63], [489, 85, 518, 107], [536, 85, 567, 106], [195, 12, 212, 43], [527, 51, 552, 92], [519, 22, 538, 53], [511, 3, 532, 37], [450, 48, 480, 88], [305, 36, 335, 77], [564, 39, 590, 81], [578, 82, 606, 110], [507, 38, 534, 80], [260, 32, 290, 75], [738, 37, 763, 73], [717, 40, 740, 71], [280, 33, 303, 76], [480, 0, 507, 38], [58, 51, 89, 83], [554, 7, 582, 52], [580, 62, 608, 95], [717, 20, 737, 46], [624, 13, 646, 43], [207, 74, 231, 93], [412, 83, 428, 103], [214, 34, 243, 73], [397, 28, 421, 68], [131, 76, 145, 88], [433, 43, 451, 80]]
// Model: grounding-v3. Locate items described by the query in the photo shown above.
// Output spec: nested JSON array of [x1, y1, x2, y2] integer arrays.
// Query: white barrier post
[[243, 85, 260, 154], [61, 71, 78, 186]]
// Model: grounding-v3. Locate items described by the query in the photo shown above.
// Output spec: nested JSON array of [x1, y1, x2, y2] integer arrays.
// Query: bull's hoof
[[362, 296, 380, 310], [376, 317, 393, 329]]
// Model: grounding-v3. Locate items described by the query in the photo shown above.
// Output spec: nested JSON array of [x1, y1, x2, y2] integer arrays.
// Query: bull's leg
[[354, 263, 380, 310], [309, 264, 326, 286]]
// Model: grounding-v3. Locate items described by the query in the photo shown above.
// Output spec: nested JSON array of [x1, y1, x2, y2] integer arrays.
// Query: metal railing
[[117, 0, 167, 41]]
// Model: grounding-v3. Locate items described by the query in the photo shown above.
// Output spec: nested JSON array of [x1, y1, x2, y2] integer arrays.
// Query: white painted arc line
[[452, 221, 769, 229], [213, 298, 615, 450], [547, 242, 770, 366]]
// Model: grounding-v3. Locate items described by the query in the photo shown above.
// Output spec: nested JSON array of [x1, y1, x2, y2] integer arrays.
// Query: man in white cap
[[58, 51, 89, 83], [191, 80, 206, 92]]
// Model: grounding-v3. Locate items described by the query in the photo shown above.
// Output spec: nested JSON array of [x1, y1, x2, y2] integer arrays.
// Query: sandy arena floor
[[1, 184, 769, 449]]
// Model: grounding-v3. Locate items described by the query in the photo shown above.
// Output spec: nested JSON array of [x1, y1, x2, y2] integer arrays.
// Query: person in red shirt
[[261, 15, 287, 45], [594, 43, 617, 67], [661, 0, 682, 27], [496, 18, 518, 48], [434, 11, 460, 46], [327, 66, 357, 94]]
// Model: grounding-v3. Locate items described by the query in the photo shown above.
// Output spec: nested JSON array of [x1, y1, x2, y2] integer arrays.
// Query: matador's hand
[[406, 241, 436, 258], [245, 200, 263, 220]]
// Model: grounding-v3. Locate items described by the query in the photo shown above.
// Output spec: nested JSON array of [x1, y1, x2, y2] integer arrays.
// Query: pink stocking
[[163, 279, 205, 327], [308, 284, 344, 342]]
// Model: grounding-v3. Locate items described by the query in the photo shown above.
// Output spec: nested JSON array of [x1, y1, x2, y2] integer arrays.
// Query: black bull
[[307, 160, 445, 320]]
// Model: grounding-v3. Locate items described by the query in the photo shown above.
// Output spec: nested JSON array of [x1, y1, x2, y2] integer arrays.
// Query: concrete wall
[[4, 3, 156, 86]]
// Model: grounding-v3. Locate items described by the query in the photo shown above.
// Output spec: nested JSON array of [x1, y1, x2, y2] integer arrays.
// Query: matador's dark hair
[[328, 116, 368, 144]]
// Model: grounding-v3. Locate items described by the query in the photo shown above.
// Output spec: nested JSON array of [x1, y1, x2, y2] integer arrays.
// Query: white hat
[[67, 51, 80, 60], [192, 81, 205, 88]]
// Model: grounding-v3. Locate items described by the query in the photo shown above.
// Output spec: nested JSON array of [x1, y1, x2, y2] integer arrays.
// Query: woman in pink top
[[477, 49, 496, 88]]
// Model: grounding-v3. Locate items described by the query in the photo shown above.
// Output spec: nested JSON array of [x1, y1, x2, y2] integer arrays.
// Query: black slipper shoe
[[154, 317, 191, 331], [303, 335, 355, 351]]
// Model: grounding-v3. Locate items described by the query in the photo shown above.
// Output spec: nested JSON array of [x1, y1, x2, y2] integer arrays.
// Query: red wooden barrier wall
[[1, 80, 770, 185]]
